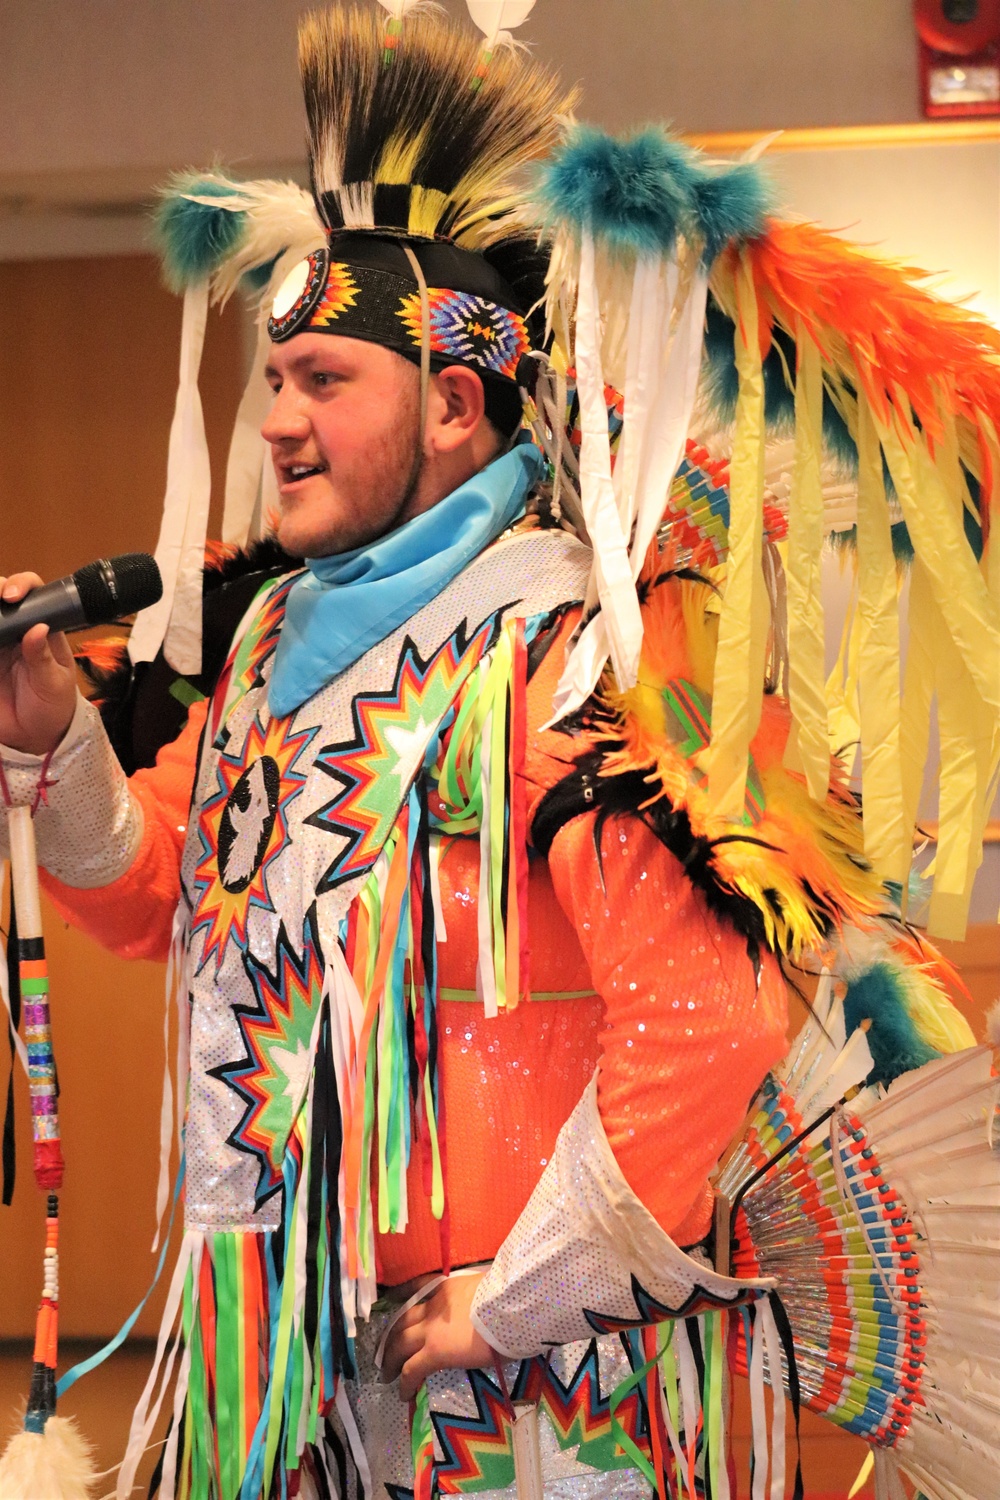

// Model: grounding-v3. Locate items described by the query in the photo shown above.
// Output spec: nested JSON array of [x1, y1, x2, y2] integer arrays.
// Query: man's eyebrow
[[264, 351, 345, 383]]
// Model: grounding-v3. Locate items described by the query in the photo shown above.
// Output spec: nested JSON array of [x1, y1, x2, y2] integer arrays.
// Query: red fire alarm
[[916, 0, 1000, 116]]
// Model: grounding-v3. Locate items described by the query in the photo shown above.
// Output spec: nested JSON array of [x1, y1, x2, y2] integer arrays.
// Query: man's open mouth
[[284, 463, 327, 483]]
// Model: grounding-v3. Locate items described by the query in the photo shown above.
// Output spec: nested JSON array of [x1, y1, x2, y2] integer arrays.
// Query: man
[[2, 6, 998, 1499]]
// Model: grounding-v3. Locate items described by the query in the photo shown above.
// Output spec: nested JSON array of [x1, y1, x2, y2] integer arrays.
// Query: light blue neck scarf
[[268, 440, 544, 718]]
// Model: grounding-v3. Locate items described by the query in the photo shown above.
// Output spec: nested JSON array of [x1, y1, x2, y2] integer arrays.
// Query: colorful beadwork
[[211, 905, 327, 1206], [268, 247, 332, 342], [397, 287, 529, 379], [191, 710, 319, 975], [309, 260, 360, 327], [270, 253, 528, 383], [729, 1073, 926, 1449]]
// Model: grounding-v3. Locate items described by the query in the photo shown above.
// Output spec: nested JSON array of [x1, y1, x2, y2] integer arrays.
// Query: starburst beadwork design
[[397, 288, 528, 379], [210, 905, 325, 1207], [308, 260, 360, 326], [209, 572, 301, 746], [191, 710, 318, 975], [307, 609, 508, 894]]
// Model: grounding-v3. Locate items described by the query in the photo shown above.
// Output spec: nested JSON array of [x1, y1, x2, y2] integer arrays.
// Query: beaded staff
[[8, 802, 64, 1421], [0, 803, 93, 1493]]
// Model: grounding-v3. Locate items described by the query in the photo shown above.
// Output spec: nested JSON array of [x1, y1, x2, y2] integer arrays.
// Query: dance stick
[[0, 805, 95, 1496]]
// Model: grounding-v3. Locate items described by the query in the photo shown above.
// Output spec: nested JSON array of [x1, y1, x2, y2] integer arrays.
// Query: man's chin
[[276, 513, 352, 560]]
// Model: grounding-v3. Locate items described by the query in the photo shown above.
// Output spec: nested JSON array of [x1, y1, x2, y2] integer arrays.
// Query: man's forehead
[[264, 333, 403, 381]]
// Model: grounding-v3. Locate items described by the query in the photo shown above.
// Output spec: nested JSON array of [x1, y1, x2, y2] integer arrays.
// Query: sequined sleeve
[[470, 1074, 772, 1358], [471, 807, 789, 1357], [547, 810, 789, 1240], [36, 698, 208, 962], [0, 694, 143, 885]]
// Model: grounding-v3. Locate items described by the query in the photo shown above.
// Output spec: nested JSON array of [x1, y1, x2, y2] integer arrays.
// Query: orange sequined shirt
[[43, 612, 789, 1281]]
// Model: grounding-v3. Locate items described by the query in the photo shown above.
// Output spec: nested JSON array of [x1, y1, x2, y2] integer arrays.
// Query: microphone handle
[[0, 580, 85, 649]]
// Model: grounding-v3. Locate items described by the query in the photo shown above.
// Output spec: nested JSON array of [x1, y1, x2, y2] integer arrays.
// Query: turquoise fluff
[[692, 159, 773, 265], [155, 174, 247, 292], [539, 127, 690, 257], [843, 962, 940, 1088], [538, 125, 770, 263]]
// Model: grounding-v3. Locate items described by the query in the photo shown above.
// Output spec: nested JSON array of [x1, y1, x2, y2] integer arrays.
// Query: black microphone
[[0, 554, 163, 649]]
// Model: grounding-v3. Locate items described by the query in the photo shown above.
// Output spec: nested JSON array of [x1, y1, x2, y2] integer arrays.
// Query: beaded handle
[[7, 805, 63, 1190], [6, 803, 64, 1431]]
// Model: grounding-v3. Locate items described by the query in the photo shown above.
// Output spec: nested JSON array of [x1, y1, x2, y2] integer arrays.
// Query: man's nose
[[261, 386, 310, 445]]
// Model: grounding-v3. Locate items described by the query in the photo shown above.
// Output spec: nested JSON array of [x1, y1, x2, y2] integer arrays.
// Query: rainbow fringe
[[148, 611, 546, 1496]]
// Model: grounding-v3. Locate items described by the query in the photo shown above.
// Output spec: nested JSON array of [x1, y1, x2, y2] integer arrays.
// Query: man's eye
[[313, 371, 334, 388]]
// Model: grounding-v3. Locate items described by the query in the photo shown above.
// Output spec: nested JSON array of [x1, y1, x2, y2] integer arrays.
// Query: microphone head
[[72, 554, 163, 625]]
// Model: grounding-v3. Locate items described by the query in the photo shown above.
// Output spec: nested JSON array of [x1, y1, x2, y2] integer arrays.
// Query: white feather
[[465, 0, 536, 48], [377, 0, 442, 17], [0, 1418, 96, 1499], [197, 178, 325, 307]]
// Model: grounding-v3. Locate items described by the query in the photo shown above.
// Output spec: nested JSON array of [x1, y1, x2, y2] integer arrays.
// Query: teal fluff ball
[[155, 176, 247, 293], [539, 126, 695, 257], [691, 160, 772, 265], [843, 962, 939, 1088]]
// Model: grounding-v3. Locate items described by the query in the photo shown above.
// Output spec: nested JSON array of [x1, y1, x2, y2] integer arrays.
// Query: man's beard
[[298, 377, 424, 558]]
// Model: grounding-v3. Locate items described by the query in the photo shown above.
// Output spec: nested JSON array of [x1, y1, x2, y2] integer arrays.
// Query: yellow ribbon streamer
[[873, 398, 1000, 934], [899, 558, 935, 850], [927, 591, 996, 937], [708, 250, 769, 819], [783, 327, 830, 802], [826, 581, 861, 772], [876, 396, 1000, 724], [855, 393, 908, 884]]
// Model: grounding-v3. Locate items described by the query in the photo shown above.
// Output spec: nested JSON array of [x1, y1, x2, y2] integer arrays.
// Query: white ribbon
[[130, 280, 212, 675], [549, 242, 710, 723], [174, 907, 191, 1158], [629, 264, 709, 580], [116, 1230, 204, 1500], [290, 1007, 324, 1457], [557, 232, 643, 708], [748, 1304, 769, 1500], [325, 945, 371, 1336], [334, 1377, 372, 1500], [673, 1319, 701, 1486], [150, 910, 185, 1252], [158, 1293, 197, 1500], [222, 315, 274, 547]]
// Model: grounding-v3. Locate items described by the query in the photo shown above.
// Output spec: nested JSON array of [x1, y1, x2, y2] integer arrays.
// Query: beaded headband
[[267, 243, 530, 383]]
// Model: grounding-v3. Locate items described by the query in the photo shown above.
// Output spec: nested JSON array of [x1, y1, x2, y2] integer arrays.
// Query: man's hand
[[0, 573, 77, 756], [381, 1272, 494, 1401]]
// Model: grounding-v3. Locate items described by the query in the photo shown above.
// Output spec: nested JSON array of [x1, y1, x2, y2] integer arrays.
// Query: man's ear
[[427, 365, 487, 453]]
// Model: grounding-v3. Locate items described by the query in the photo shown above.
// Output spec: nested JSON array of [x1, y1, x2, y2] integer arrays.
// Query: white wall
[[767, 141, 1000, 325]]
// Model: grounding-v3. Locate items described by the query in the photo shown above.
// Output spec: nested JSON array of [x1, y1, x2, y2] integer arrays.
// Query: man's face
[[262, 333, 421, 558]]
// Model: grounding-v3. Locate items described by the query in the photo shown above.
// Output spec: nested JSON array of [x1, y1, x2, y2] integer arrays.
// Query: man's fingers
[[20, 623, 55, 666], [380, 1314, 426, 1384], [47, 629, 75, 670], [399, 1347, 436, 1402], [1, 572, 44, 602], [19, 626, 74, 697]]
